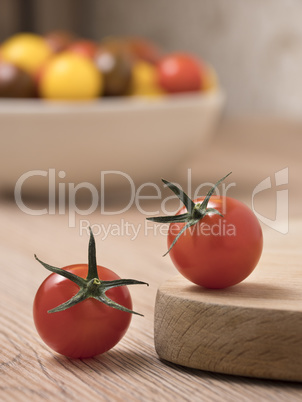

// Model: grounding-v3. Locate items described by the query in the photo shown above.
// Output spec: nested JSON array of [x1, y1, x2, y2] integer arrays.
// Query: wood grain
[[1, 119, 302, 400], [0, 202, 301, 401], [154, 208, 302, 382], [154, 274, 302, 381]]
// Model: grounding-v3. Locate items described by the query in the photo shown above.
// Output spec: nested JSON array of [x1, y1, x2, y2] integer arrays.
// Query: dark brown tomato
[[94, 43, 133, 96], [0, 61, 36, 98]]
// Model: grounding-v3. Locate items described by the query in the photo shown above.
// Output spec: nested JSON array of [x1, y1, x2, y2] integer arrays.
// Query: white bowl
[[0, 92, 224, 195]]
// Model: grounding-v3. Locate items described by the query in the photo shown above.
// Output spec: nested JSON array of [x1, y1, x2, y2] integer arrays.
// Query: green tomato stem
[[147, 172, 232, 255], [35, 227, 148, 315]]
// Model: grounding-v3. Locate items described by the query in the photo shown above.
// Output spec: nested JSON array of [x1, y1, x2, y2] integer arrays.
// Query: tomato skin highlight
[[33, 264, 132, 358], [167, 196, 263, 289]]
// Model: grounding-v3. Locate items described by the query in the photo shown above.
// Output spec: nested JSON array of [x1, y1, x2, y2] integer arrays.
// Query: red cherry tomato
[[157, 53, 203, 93], [126, 37, 163, 64], [148, 174, 263, 289], [33, 264, 133, 358], [68, 40, 98, 59], [33, 228, 147, 358], [167, 196, 263, 289]]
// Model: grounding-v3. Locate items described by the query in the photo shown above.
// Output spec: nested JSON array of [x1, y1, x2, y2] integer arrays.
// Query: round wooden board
[[154, 270, 302, 382]]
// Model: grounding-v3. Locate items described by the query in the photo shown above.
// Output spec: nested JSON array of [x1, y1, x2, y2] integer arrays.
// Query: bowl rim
[[0, 90, 225, 115]]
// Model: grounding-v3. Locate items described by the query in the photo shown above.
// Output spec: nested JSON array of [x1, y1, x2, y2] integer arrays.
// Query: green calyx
[[147, 172, 232, 256], [34, 228, 148, 316]]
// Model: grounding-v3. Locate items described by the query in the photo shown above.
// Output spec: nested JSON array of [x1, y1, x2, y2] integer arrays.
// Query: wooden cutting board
[[154, 224, 302, 382]]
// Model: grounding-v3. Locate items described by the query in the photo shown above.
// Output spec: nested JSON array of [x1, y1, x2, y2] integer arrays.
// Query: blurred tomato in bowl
[[0, 31, 225, 196]]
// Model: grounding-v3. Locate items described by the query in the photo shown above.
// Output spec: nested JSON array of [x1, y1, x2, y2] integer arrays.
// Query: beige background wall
[[1, 0, 302, 117]]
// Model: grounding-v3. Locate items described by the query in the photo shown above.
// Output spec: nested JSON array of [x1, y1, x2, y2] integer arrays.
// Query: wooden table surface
[[1, 118, 302, 401]]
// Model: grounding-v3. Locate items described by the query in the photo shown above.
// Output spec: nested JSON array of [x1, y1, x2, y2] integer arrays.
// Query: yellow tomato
[[129, 61, 164, 98], [201, 64, 218, 92], [39, 52, 102, 100], [0, 33, 52, 75]]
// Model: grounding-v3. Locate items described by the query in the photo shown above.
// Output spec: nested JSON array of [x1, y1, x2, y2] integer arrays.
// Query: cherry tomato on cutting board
[[147, 173, 263, 289], [167, 196, 263, 289], [33, 228, 148, 358]]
